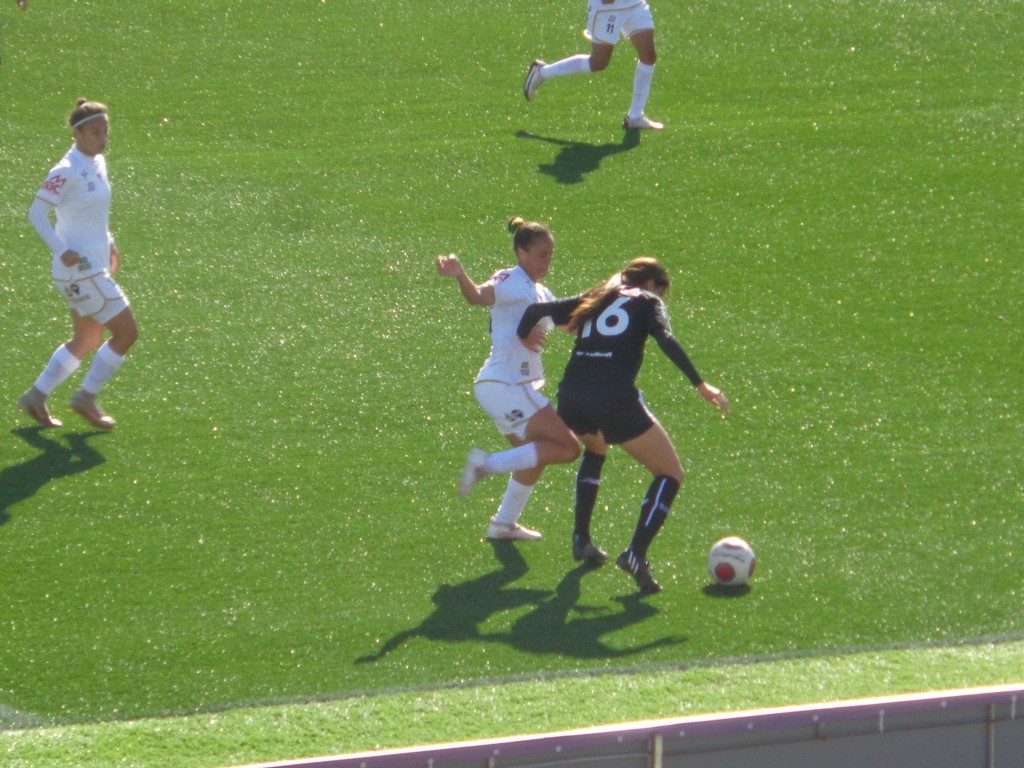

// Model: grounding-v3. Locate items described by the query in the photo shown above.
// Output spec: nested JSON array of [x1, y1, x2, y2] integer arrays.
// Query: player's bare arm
[[436, 254, 495, 306]]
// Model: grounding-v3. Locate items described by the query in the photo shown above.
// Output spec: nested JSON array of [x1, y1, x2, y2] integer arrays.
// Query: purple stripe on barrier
[[237, 683, 1024, 768]]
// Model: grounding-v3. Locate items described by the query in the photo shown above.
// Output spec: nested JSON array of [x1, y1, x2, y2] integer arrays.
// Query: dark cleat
[[616, 550, 662, 594], [572, 536, 608, 566]]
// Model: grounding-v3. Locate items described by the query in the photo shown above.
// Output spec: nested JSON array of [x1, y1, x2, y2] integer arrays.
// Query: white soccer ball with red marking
[[708, 536, 756, 586]]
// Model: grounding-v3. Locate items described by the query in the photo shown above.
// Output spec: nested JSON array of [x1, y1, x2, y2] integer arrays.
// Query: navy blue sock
[[574, 450, 607, 544], [628, 475, 680, 561]]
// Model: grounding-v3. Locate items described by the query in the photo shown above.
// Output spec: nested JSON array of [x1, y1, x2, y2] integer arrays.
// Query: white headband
[[72, 112, 108, 129]]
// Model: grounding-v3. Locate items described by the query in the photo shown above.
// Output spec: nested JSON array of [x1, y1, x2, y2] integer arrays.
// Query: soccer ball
[[708, 536, 756, 586]]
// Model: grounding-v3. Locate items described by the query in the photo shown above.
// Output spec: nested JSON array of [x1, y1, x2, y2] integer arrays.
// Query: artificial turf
[[1, 0, 1020, 732]]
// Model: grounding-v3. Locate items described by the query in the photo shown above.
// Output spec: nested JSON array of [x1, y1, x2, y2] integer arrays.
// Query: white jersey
[[476, 265, 555, 386], [35, 145, 113, 280], [589, 0, 647, 12]]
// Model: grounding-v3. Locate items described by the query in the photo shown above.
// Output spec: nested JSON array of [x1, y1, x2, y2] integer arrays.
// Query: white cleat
[[623, 114, 665, 131], [486, 521, 543, 541], [524, 59, 546, 101], [459, 448, 488, 498], [17, 388, 62, 428], [70, 390, 116, 430]]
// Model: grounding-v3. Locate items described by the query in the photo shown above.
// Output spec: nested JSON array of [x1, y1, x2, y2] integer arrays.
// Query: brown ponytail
[[567, 257, 671, 333]]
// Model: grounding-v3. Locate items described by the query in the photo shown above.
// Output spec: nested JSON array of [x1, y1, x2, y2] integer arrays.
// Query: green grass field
[[1, 0, 1022, 765]]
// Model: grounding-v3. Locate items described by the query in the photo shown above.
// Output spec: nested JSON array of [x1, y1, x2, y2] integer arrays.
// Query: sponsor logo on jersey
[[42, 175, 67, 194]]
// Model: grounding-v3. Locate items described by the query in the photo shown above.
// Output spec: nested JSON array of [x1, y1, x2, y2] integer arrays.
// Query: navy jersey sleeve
[[649, 297, 704, 387], [516, 296, 582, 339]]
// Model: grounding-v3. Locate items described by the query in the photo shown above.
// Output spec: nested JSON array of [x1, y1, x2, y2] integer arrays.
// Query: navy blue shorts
[[556, 386, 654, 444]]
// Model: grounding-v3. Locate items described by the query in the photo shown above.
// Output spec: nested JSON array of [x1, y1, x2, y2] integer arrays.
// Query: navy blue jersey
[[518, 287, 703, 396]]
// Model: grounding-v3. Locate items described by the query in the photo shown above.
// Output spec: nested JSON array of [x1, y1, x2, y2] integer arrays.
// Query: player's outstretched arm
[[436, 254, 494, 307], [698, 382, 730, 413], [516, 297, 580, 340]]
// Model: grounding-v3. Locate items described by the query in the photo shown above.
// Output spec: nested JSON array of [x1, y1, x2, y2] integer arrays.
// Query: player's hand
[[436, 254, 463, 278], [698, 382, 730, 414], [109, 243, 121, 274], [60, 249, 81, 267], [521, 325, 549, 353]]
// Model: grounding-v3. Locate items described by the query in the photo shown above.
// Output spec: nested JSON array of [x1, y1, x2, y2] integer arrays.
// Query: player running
[[19, 98, 139, 430], [523, 0, 664, 130], [437, 218, 580, 541], [516, 258, 729, 593]]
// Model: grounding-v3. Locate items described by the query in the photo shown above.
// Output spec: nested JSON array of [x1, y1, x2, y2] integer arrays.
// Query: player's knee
[[113, 325, 139, 352], [560, 437, 582, 464], [565, 438, 581, 462], [589, 55, 610, 72], [112, 313, 140, 351], [117, 331, 138, 352], [71, 330, 103, 355]]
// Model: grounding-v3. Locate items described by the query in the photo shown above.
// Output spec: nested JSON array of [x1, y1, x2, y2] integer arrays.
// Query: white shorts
[[54, 270, 130, 324], [474, 380, 550, 440], [587, 1, 654, 45]]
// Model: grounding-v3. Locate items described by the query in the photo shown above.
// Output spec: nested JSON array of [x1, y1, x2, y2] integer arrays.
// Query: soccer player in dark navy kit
[[517, 258, 729, 593]]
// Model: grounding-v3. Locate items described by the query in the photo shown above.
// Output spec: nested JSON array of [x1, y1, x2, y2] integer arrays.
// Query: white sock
[[483, 442, 540, 474], [493, 479, 535, 526], [81, 342, 125, 395], [541, 54, 592, 79], [34, 344, 81, 395], [628, 62, 656, 120]]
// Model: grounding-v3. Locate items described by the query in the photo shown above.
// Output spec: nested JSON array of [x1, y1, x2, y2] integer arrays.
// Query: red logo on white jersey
[[42, 175, 67, 194]]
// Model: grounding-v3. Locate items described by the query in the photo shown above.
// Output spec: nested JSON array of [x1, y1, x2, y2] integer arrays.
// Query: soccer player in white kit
[[436, 218, 580, 541], [18, 99, 139, 430], [523, 0, 663, 130]]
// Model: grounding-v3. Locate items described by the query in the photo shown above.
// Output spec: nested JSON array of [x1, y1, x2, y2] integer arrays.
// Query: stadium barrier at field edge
[[236, 683, 1024, 768]]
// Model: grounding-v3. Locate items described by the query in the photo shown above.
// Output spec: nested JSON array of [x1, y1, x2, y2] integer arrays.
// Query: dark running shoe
[[616, 549, 662, 594], [572, 536, 608, 566]]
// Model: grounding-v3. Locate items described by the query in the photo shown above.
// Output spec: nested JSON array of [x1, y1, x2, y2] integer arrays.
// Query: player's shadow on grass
[[516, 128, 641, 184], [491, 564, 685, 658], [357, 544, 682, 663], [0, 427, 108, 526], [355, 541, 553, 662]]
